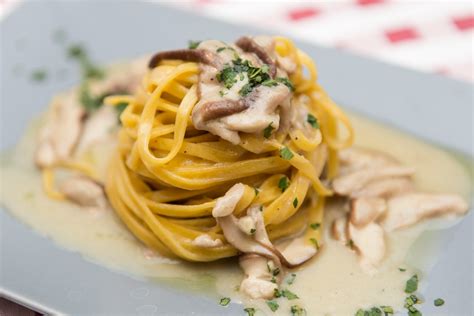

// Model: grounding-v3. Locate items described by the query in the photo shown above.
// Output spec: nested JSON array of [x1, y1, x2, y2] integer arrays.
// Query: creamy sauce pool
[[0, 113, 471, 315]]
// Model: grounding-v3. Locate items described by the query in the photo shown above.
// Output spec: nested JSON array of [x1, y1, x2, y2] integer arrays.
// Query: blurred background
[[1, 0, 472, 81]]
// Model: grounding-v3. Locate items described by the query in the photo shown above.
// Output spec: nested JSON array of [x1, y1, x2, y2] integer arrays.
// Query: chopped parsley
[[244, 307, 256, 316], [219, 297, 231, 306], [309, 238, 320, 250], [31, 69, 47, 82], [355, 307, 388, 316], [254, 187, 260, 196], [217, 66, 239, 89], [250, 228, 256, 234], [263, 123, 274, 138], [266, 300, 279, 312], [307, 114, 319, 129], [272, 267, 280, 276], [115, 102, 128, 115], [286, 273, 296, 285], [259, 205, 263, 212], [399, 267, 407, 272], [405, 274, 418, 293], [290, 305, 306, 316], [347, 239, 355, 250], [274, 288, 282, 298], [278, 176, 289, 192], [434, 298, 444, 306], [293, 197, 298, 208], [188, 40, 201, 49], [282, 289, 299, 300], [310, 223, 320, 230], [279, 147, 294, 160], [67, 43, 104, 80], [404, 294, 421, 316], [239, 83, 253, 96]]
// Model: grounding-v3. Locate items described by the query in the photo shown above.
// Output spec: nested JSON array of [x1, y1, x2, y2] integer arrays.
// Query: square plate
[[1, 2, 472, 315]]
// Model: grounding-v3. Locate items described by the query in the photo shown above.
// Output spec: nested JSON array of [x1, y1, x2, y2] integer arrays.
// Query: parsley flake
[[399, 267, 407, 272], [286, 273, 296, 285], [244, 307, 256, 316], [290, 305, 306, 316], [434, 298, 444, 307], [293, 197, 298, 208], [310, 223, 320, 230], [282, 289, 299, 300], [219, 297, 230, 306], [280, 147, 294, 160], [31, 69, 47, 82], [263, 123, 274, 138], [307, 114, 319, 129], [405, 274, 418, 294], [188, 40, 201, 49], [266, 300, 279, 312], [254, 187, 260, 196], [278, 176, 289, 192], [309, 238, 320, 250]]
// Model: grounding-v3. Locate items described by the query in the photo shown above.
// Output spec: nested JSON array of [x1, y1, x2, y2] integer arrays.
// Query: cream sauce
[[0, 113, 471, 315]]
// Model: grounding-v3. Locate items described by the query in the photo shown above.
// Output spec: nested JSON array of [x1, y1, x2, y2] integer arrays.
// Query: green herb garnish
[[380, 306, 394, 315], [399, 267, 406, 272], [266, 300, 279, 312], [278, 176, 289, 192], [310, 223, 320, 230], [293, 198, 298, 208], [280, 147, 294, 160], [254, 187, 260, 196], [216, 66, 238, 89], [31, 69, 47, 82], [263, 122, 274, 138], [273, 288, 282, 298], [347, 239, 355, 250], [434, 298, 444, 307], [282, 289, 299, 300], [188, 40, 201, 49], [250, 228, 256, 234], [307, 114, 319, 129], [309, 238, 320, 250], [244, 307, 256, 316], [272, 267, 280, 276], [239, 82, 253, 96], [286, 273, 296, 285], [219, 297, 231, 306], [405, 274, 418, 293], [67, 43, 104, 79], [290, 305, 306, 316]]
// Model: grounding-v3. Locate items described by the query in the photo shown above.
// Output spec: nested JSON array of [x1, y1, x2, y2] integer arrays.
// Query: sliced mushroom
[[212, 183, 245, 217], [332, 166, 415, 196], [348, 222, 385, 274], [277, 238, 317, 266], [191, 234, 223, 248], [235, 36, 276, 78], [239, 254, 278, 299], [382, 193, 469, 231], [350, 197, 386, 227], [75, 106, 118, 154], [59, 176, 107, 209], [350, 177, 414, 199], [338, 147, 398, 174], [148, 49, 221, 69], [35, 92, 85, 167], [198, 100, 248, 122], [331, 216, 348, 244]]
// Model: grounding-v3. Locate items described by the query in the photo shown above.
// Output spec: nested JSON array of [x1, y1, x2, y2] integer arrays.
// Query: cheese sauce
[[0, 113, 471, 315]]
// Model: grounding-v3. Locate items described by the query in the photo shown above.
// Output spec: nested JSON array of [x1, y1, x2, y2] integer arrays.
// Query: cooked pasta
[[103, 36, 354, 262]]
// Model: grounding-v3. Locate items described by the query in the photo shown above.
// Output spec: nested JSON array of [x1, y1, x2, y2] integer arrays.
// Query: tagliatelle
[[100, 37, 354, 262]]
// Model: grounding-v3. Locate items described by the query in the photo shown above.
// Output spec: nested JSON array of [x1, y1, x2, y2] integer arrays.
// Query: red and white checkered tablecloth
[[166, 0, 474, 82], [1, 0, 473, 81]]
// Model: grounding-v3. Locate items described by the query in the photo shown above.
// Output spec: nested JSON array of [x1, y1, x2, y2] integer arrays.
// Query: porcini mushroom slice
[[350, 177, 414, 199], [332, 166, 415, 196], [348, 222, 385, 274], [191, 234, 223, 248], [350, 197, 386, 227], [35, 93, 85, 167], [331, 216, 348, 244], [382, 193, 469, 231], [239, 254, 278, 299], [75, 106, 118, 154], [277, 238, 317, 267], [338, 147, 398, 174], [59, 176, 107, 209], [212, 183, 245, 217], [148, 49, 221, 69], [199, 100, 248, 122], [235, 36, 277, 78]]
